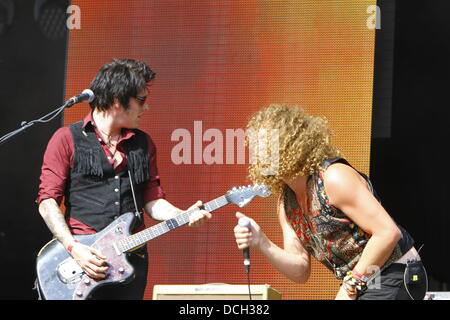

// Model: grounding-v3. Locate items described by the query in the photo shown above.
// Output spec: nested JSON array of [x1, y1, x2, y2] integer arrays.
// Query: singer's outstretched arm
[[234, 202, 311, 284]]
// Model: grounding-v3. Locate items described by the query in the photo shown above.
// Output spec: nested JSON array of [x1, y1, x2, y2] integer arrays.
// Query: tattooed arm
[[38, 198, 74, 249], [38, 198, 108, 280]]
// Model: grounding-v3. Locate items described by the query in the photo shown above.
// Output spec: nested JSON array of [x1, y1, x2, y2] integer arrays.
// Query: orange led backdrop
[[64, 0, 377, 299]]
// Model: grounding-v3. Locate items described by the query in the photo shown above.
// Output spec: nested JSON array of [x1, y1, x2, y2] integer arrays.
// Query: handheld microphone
[[65, 89, 95, 107], [238, 217, 252, 272]]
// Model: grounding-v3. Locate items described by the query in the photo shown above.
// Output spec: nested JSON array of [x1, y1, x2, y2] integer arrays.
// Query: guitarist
[[35, 59, 212, 299]]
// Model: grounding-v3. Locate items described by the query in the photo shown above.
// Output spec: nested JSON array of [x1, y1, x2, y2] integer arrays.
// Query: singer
[[35, 59, 211, 300], [233, 104, 427, 300]]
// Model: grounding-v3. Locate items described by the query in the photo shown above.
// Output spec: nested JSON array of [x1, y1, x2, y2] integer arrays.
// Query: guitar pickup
[[57, 258, 84, 284]]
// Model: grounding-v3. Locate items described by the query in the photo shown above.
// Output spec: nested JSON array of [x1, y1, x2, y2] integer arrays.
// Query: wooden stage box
[[153, 284, 281, 300]]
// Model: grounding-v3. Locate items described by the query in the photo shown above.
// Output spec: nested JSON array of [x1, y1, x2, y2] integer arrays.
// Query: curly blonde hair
[[246, 104, 341, 194]]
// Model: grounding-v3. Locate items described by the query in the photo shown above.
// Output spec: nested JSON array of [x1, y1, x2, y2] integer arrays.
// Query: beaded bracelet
[[351, 270, 370, 283], [342, 271, 368, 297]]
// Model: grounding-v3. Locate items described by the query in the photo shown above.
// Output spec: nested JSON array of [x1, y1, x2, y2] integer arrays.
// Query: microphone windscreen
[[82, 89, 95, 103]]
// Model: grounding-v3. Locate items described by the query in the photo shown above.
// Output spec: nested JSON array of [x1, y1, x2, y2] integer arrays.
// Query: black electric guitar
[[36, 184, 270, 300]]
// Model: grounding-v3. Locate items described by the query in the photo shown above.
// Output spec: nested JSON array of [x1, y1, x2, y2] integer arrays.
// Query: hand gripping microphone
[[65, 89, 95, 107], [238, 217, 252, 273]]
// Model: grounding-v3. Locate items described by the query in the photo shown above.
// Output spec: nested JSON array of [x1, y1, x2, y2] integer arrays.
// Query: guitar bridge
[[57, 258, 84, 284]]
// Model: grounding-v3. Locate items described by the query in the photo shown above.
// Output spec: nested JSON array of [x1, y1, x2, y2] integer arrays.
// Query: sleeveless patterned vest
[[283, 158, 413, 279]]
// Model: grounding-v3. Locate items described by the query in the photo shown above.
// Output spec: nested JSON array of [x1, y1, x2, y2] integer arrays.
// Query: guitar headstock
[[225, 184, 271, 208]]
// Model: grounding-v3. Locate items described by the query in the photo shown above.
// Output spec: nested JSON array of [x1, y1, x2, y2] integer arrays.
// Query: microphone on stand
[[238, 217, 252, 273], [0, 89, 94, 147], [65, 89, 95, 107]]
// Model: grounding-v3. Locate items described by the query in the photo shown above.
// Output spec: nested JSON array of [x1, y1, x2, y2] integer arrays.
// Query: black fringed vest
[[64, 121, 150, 232]]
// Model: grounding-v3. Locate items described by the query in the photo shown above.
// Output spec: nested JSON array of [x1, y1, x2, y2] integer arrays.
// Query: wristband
[[67, 240, 80, 253], [351, 270, 370, 283], [343, 271, 368, 296]]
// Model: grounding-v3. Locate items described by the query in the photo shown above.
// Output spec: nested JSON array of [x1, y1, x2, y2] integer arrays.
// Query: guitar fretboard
[[116, 195, 229, 253]]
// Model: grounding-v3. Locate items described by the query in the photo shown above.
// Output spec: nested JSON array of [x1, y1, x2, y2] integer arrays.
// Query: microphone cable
[[246, 263, 252, 300], [0, 104, 66, 145]]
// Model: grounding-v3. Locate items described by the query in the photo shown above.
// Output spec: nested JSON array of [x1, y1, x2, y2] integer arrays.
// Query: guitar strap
[[123, 140, 144, 224], [127, 166, 149, 259], [128, 167, 143, 222]]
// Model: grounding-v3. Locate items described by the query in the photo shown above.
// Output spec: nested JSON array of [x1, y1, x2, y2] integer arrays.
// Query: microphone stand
[[0, 100, 74, 147]]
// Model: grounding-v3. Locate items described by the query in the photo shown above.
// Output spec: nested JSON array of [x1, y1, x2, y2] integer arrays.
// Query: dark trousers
[[358, 261, 428, 300]]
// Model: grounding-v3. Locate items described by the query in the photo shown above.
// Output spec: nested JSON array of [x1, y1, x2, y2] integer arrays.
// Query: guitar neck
[[117, 195, 230, 253]]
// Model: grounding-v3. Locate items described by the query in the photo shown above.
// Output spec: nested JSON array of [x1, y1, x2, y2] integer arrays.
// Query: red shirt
[[37, 113, 166, 234]]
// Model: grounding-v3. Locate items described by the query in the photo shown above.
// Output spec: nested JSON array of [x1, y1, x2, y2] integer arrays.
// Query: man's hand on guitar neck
[[68, 241, 108, 280], [187, 200, 212, 227]]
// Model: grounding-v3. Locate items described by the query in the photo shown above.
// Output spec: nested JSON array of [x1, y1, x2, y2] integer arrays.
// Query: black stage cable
[[246, 265, 252, 300]]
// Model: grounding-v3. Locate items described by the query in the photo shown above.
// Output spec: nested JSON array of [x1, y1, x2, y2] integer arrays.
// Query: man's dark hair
[[89, 58, 155, 111]]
